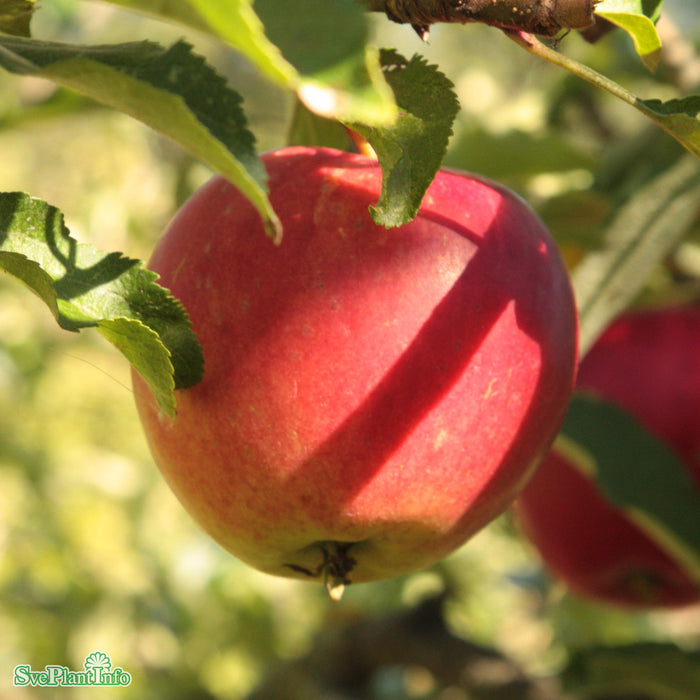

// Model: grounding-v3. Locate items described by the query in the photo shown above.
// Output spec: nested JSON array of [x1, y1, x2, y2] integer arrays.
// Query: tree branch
[[364, 0, 597, 38]]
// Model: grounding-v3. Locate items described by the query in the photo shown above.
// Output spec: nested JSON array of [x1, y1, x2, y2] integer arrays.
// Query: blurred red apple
[[516, 305, 700, 608], [133, 146, 577, 596]]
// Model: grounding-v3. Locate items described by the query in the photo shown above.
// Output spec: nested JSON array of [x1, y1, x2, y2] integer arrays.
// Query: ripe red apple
[[133, 146, 578, 596], [516, 305, 700, 608]]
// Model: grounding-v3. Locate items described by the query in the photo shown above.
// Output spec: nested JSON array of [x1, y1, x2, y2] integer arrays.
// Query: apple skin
[[132, 146, 578, 590], [516, 305, 700, 608]]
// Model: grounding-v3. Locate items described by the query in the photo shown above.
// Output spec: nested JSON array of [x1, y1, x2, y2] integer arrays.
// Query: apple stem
[[345, 127, 376, 159]]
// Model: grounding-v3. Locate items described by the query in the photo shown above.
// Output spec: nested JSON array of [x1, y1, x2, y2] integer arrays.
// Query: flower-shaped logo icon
[[84, 651, 112, 672]]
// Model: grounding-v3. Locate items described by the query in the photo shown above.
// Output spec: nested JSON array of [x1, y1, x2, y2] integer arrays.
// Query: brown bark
[[364, 0, 597, 38]]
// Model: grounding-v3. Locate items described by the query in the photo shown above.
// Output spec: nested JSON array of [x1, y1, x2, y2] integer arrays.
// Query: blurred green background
[[2, 1, 700, 698]]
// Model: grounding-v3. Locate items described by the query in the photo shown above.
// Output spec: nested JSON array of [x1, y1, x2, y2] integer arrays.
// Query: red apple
[[133, 146, 577, 596], [516, 305, 700, 608]]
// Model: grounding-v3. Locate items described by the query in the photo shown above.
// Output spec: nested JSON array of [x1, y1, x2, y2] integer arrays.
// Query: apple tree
[[1, 1, 699, 698]]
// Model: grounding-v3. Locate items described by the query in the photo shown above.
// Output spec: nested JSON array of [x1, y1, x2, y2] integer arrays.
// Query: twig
[[364, 0, 596, 38]]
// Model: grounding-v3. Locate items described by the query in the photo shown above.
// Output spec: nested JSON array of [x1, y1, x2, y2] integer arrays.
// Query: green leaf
[[0, 34, 282, 241], [573, 155, 700, 355], [557, 393, 700, 590], [181, 0, 297, 86], [98, 318, 177, 419], [184, 0, 396, 125], [564, 643, 700, 700], [256, 0, 394, 123], [349, 50, 459, 228], [0, 192, 203, 416], [99, 0, 214, 35], [102, 0, 297, 90], [286, 98, 353, 150], [596, 0, 663, 23], [638, 96, 700, 160], [108, 0, 397, 124], [596, 0, 663, 71], [0, 0, 35, 36]]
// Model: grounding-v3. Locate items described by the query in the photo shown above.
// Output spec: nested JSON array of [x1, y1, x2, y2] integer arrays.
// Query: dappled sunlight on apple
[[133, 146, 578, 596]]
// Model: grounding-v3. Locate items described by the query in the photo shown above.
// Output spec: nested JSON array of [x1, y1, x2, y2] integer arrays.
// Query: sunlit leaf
[[596, 0, 663, 71], [189, 0, 396, 125], [181, 0, 297, 86], [0, 34, 282, 241], [105, 1, 396, 127], [0, 192, 203, 416]]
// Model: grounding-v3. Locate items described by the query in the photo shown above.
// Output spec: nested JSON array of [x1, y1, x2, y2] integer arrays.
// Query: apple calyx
[[285, 541, 357, 601]]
